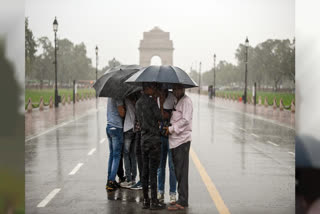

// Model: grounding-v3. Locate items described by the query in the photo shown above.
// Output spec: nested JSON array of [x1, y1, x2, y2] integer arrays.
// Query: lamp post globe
[[53, 17, 59, 107]]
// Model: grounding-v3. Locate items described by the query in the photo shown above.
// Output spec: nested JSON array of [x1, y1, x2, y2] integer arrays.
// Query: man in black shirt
[[135, 82, 165, 210]]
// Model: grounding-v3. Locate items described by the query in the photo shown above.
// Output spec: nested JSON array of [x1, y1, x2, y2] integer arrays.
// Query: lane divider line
[[69, 163, 83, 175], [37, 188, 61, 208], [267, 141, 279, 147], [100, 138, 106, 144], [190, 147, 231, 214], [25, 107, 105, 142], [88, 148, 96, 156], [288, 152, 295, 156]]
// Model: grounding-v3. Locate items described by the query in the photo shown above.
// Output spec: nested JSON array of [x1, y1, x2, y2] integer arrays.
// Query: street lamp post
[[95, 46, 98, 98], [53, 17, 59, 107], [95, 46, 98, 82], [198, 62, 202, 94], [213, 54, 216, 97], [244, 37, 249, 104]]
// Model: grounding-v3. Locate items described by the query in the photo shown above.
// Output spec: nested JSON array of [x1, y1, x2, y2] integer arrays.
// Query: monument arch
[[139, 27, 174, 66]]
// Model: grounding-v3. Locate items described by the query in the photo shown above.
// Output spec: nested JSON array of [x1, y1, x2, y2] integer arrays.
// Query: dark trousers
[[135, 131, 143, 181], [171, 141, 191, 207], [141, 136, 161, 201], [117, 144, 124, 180]]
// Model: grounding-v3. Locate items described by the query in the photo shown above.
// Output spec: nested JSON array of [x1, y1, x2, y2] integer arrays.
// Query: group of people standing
[[105, 82, 193, 211]]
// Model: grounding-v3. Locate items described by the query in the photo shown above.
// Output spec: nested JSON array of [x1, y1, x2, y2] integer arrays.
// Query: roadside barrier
[[25, 93, 96, 112], [212, 92, 295, 113]]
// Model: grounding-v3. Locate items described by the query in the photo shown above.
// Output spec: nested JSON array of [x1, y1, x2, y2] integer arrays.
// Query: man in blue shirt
[[106, 98, 125, 191]]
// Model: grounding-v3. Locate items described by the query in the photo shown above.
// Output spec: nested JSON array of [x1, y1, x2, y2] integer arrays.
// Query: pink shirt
[[169, 94, 193, 149]]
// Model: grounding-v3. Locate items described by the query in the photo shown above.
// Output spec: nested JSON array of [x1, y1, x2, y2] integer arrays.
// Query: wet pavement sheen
[[25, 94, 295, 214]]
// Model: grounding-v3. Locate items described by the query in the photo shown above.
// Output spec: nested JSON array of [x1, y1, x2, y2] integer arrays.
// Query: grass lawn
[[216, 90, 295, 107], [25, 88, 96, 109]]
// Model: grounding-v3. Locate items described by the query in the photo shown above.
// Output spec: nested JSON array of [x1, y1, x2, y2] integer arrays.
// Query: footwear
[[157, 192, 164, 203], [167, 203, 185, 211], [169, 193, 176, 205], [150, 199, 166, 210], [120, 180, 135, 188], [106, 180, 117, 192], [130, 181, 142, 190], [114, 181, 121, 188], [118, 176, 126, 183], [142, 198, 150, 209]]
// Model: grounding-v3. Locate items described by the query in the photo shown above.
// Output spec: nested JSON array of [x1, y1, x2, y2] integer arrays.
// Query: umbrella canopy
[[125, 65, 198, 88], [93, 64, 142, 99]]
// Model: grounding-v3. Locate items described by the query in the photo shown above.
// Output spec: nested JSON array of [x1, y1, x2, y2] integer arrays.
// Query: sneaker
[[130, 181, 142, 190], [120, 180, 134, 188], [157, 192, 164, 203], [169, 193, 176, 205], [106, 180, 117, 192]]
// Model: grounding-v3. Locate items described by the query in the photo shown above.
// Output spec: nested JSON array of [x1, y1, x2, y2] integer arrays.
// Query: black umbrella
[[125, 65, 198, 88], [93, 65, 142, 99]]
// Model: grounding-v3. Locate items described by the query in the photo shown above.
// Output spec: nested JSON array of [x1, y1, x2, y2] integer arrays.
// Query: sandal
[[167, 203, 185, 211]]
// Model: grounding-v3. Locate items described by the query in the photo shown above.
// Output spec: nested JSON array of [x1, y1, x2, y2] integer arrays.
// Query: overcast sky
[[26, 0, 294, 72]]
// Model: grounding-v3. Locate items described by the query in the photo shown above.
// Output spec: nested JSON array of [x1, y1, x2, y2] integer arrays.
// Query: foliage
[[25, 17, 38, 78], [201, 38, 295, 91], [25, 19, 123, 85], [215, 90, 295, 107]]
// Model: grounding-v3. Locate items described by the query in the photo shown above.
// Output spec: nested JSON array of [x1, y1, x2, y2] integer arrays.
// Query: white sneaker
[[120, 181, 132, 188], [157, 192, 164, 203], [169, 193, 176, 205]]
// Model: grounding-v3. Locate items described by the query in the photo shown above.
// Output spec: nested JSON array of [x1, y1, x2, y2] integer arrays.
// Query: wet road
[[25, 94, 295, 214]]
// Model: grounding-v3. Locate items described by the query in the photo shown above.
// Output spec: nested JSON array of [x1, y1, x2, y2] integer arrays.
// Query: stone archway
[[139, 27, 174, 66]]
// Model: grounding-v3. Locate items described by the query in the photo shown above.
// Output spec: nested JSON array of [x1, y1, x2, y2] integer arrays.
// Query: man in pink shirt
[[165, 84, 193, 211]]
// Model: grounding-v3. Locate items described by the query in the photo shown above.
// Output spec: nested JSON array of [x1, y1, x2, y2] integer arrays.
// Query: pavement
[[25, 94, 295, 214]]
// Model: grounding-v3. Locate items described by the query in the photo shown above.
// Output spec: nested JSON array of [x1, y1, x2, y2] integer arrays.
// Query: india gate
[[139, 26, 174, 66]]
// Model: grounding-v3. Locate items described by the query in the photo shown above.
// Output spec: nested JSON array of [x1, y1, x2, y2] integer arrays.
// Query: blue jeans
[[157, 136, 177, 195], [123, 130, 137, 182], [106, 124, 123, 181]]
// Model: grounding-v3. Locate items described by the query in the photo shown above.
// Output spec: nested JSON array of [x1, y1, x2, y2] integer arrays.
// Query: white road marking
[[69, 163, 83, 175], [88, 148, 96, 155], [251, 133, 259, 138], [100, 138, 106, 144], [37, 188, 61, 207], [288, 152, 295, 156], [239, 128, 246, 132], [25, 107, 105, 142], [267, 141, 279, 147]]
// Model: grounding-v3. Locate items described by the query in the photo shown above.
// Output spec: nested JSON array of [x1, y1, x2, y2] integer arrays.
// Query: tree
[[32, 37, 55, 87], [25, 17, 37, 78], [188, 68, 199, 84]]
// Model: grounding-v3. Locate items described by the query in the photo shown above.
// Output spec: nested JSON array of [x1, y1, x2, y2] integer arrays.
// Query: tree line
[[189, 38, 295, 91], [25, 17, 120, 88]]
